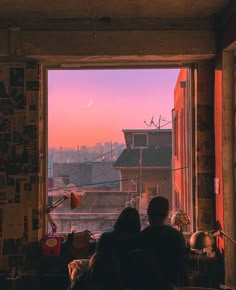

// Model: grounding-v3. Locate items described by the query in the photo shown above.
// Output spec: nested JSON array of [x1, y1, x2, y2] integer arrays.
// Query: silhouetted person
[[136, 196, 187, 288], [88, 207, 141, 290]]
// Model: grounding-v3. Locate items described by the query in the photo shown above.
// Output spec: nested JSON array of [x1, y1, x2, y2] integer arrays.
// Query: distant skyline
[[48, 69, 179, 148]]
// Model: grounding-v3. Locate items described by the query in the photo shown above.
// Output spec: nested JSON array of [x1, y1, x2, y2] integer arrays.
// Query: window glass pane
[[133, 134, 147, 147]]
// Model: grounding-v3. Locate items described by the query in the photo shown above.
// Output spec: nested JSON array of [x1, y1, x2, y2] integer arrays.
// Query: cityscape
[[47, 69, 182, 234]]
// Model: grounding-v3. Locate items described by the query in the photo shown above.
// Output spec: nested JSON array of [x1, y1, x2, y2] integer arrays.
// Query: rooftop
[[113, 146, 172, 168]]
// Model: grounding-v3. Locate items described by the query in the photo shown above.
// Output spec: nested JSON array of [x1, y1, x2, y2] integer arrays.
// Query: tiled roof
[[113, 146, 172, 168]]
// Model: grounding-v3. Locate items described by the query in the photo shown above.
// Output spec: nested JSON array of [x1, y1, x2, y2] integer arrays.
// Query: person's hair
[[114, 207, 141, 233], [147, 196, 169, 219]]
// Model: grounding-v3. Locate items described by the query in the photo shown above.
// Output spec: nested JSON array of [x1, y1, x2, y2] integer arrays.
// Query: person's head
[[71, 226, 79, 233], [114, 207, 141, 233], [147, 196, 169, 225]]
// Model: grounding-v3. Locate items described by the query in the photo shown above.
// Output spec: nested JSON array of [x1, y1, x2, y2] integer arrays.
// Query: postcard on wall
[[7, 176, 16, 203], [9, 87, 26, 110], [12, 112, 25, 133], [9, 67, 24, 87], [4, 206, 23, 225], [3, 206, 24, 239], [0, 116, 11, 133], [25, 69, 39, 82], [0, 81, 8, 98], [0, 65, 8, 79], [26, 91, 38, 109], [15, 177, 28, 204], [7, 190, 15, 204], [0, 172, 7, 190], [7, 176, 16, 187], [26, 61, 39, 80], [23, 124, 37, 141], [0, 191, 7, 204], [22, 191, 31, 205], [26, 91, 38, 123], [23, 181, 38, 206], [0, 98, 14, 115], [26, 81, 39, 92], [32, 208, 41, 230], [26, 109, 38, 124]]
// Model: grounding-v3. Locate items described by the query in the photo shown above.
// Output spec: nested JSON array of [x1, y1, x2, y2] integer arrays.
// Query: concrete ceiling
[[0, 0, 230, 19], [0, 0, 233, 66]]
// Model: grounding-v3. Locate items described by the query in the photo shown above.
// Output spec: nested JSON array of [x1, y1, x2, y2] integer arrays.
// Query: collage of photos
[[0, 62, 42, 259]]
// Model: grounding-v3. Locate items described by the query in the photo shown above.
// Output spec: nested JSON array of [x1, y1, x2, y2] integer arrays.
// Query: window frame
[[132, 133, 148, 148]]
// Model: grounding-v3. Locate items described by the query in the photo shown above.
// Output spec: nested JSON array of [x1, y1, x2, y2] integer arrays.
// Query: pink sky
[[48, 69, 179, 148]]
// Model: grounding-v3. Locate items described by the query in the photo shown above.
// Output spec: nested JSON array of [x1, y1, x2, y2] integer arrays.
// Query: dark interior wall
[[0, 60, 42, 269], [214, 67, 224, 251], [195, 61, 215, 231]]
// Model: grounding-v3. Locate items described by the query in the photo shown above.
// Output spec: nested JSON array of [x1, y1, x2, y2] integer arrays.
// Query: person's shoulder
[[96, 230, 116, 250], [163, 226, 185, 244], [140, 225, 151, 233], [138, 226, 153, 239], [99, 229, 116, 240], [163, 225, 184, 235], [138, 226, 150, 235]]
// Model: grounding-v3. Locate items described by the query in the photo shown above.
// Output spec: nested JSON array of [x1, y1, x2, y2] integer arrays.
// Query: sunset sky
[[48, 69, 179, 148]]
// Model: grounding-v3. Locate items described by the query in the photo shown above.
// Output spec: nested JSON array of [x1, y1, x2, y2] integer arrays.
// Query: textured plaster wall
[[0, 60, 42, 269]]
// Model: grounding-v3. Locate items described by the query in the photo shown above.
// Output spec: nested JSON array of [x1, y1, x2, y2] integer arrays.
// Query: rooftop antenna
[[144, 114, 155, 127], [144, 114, 167, 129]]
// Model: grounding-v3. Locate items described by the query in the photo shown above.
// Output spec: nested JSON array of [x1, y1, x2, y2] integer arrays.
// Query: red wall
[[214, 69, 224, 251], [173, 69, 188, 210]]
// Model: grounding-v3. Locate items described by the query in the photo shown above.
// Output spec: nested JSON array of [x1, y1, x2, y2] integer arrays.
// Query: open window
[[45, 67, 194, 234]]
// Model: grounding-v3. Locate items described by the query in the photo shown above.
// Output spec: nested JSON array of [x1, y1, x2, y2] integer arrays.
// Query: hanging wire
[[48, 165, 188, 192]]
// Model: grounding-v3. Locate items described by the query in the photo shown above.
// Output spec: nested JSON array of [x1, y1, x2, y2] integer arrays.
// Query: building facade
[[114, 129, 172, 207]]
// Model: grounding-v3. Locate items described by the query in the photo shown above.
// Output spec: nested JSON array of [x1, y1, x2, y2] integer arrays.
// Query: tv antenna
[[144, 114, 166, 129]]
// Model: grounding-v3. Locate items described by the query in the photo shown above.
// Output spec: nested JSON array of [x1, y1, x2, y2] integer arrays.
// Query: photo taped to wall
[[0, 173, 7, 190], [32, 208, 41, 230], [0, 81, 8, 98], [0, 191, 7, 204], [0, 116, 11, 133], [0, 98, 14, 115], [9, 87, 26, 110], [9, 68, 24, 87]]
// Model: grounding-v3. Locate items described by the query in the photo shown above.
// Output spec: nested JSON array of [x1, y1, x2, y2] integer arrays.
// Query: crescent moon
[[84, 98, 93, 109]]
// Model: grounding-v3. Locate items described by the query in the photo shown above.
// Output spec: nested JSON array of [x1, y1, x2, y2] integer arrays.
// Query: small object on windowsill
[[219, 284, 236, 290], [190, 231, 214, 253], [170, 209, 191, 232], [42, 192, 81, 257], [5, 266, 21, 290], [5, 266, 20, 280]]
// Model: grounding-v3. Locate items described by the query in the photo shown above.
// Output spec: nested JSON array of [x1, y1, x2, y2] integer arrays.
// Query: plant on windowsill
[[170, 209, 191, 232]]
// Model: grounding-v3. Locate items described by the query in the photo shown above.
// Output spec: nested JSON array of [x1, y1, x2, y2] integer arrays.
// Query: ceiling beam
[[0, 17, 215, 31], [0, 28, 216, 62], [0, 17, 216, 66]]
